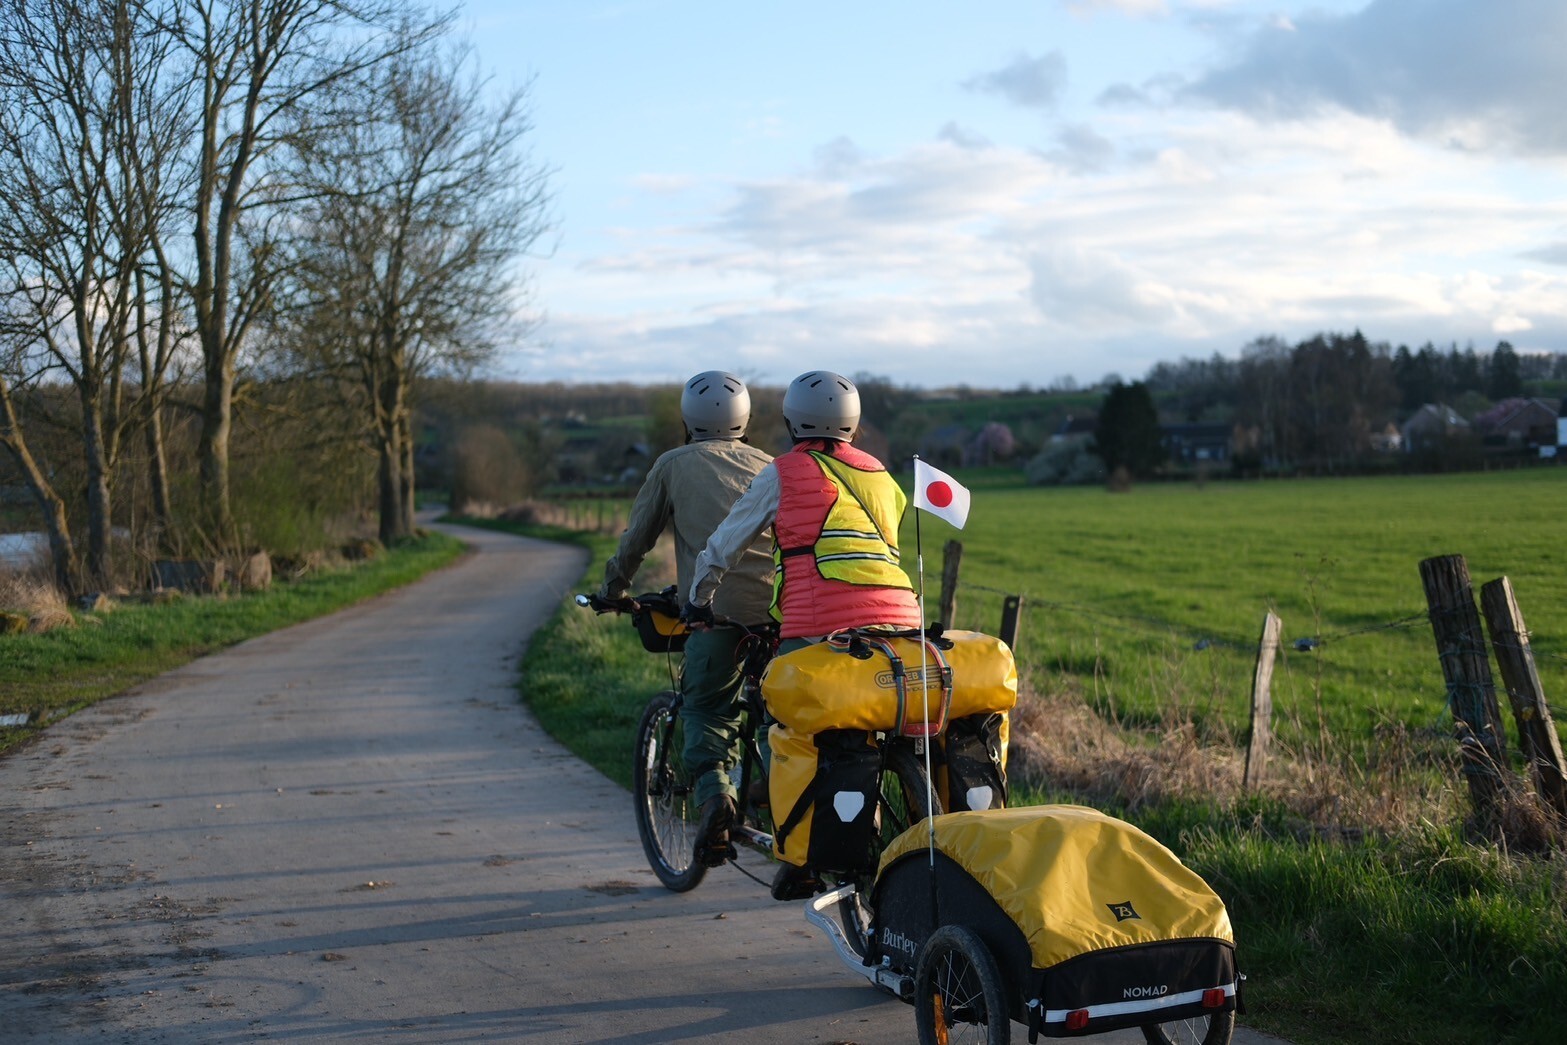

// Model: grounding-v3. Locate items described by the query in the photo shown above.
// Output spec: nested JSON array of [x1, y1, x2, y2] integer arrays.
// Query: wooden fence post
[[999, 595, 1023, 653], [1244, 611, 1281, 790], [939, 540, 962, 627], [1480, 576, 1567, 823], [1418, 554, 1508, 821]]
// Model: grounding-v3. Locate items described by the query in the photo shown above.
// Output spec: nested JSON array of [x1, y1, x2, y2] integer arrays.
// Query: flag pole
[[911, 456, 937, 871]]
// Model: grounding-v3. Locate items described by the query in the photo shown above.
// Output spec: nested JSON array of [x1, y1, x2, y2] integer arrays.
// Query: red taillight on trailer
[[1202, 987, 1227, 1009], [1065, 1009, 1090, 1031]]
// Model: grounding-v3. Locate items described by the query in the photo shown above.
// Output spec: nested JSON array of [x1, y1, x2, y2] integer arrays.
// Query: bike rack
[[805, 885, 913, 999]]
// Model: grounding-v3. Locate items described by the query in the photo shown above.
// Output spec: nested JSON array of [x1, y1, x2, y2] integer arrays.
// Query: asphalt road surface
[[0, 522, 1289, 1044]]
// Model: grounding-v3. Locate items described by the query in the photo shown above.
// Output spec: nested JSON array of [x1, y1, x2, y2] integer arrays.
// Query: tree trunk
[[400, 410, 416, 536], [0, 376, 81, 594], [144, 405, 173, 544], [136, 267, 175, 547], [197, 332, 236, 548], [81, 397, 114, 589], [373, 321, 410, 544], [376, 427, 402, 545]]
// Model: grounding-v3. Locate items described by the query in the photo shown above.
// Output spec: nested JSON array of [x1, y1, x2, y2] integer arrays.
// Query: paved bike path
[[0, 523, 1288, 1043]]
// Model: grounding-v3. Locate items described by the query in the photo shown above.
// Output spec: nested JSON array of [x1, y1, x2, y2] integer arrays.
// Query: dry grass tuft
[[0, 570, 68, 617], [1009, 686, 1240, 812], [1007, 678, 1566, 849], [25, 607, 75, 634]]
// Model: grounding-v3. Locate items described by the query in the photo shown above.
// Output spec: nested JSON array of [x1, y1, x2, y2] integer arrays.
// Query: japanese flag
[[912, 458, 970, 529]]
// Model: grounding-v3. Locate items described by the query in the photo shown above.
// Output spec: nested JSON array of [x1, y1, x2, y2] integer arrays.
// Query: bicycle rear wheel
[[880, 742, 942, 845], [1141, 1012, 1234, 1045], [633, 691, 707, 891], [832, 741, 943, 959]]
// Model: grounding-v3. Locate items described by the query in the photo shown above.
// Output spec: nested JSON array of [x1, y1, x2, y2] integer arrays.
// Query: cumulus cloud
[[1522, 244, 1567, 267], [1044, 123, 1118, 174], [1028, 245, 1178, 328], [938, 121, 992, 150], [1065, 0, 1168, 15], [1185, 0, 1567, 155], [525, 106, 1567, 389], [964, 51, 1068, 110]]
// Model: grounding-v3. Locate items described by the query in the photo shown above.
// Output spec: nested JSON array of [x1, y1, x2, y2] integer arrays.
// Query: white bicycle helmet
[[782, 371, 860, 441], [680, 371, 750, 441]]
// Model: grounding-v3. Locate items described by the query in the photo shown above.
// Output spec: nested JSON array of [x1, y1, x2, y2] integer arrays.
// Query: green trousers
[[682, 627, 749, 807], [683, 631, 815, 806]]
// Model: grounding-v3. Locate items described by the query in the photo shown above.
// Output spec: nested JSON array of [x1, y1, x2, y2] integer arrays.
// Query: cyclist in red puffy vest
[[685, 370, 919, 899]]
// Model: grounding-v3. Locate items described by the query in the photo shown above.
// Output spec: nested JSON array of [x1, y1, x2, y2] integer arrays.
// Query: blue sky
[[459, 0, 1567, 390]]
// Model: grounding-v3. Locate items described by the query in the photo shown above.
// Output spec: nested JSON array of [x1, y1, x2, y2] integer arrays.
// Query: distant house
[[1051, 414, 1098, 444], [1160, 422, 1232, 464], [1369, 422, 1402, 454], [918, 423, 970, 468], [1472, 397, 1559, 452], [1401, 403, 1470, 455]]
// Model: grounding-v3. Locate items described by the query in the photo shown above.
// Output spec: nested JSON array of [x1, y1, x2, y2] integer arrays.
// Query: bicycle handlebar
[[575, 592, 640, 615]]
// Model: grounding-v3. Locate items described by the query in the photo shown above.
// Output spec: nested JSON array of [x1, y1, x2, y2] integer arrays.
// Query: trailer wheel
[[915, 925, 1010, 1045], [1141, 1010, 1234, 1045]]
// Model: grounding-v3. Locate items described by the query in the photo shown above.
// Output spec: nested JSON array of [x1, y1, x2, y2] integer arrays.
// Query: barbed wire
[[959, 578, 1454, 658], [958, 577, 1567, 677]]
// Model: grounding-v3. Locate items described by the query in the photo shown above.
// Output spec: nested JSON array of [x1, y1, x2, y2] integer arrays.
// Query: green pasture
[[909, 468, 1567, 754]]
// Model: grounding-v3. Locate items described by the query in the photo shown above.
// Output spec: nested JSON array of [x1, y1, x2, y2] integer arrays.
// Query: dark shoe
[[770, 861, 822, 901], [695, 794, 736, 868]]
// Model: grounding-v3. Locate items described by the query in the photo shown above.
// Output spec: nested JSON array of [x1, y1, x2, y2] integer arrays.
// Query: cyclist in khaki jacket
[[600, 371, 774, 867]]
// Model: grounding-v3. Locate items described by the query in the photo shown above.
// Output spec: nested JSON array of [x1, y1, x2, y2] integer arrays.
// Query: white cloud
[[963, 51, 1068, 110], [520, 95, 1567, 388], [1185, 0, 1567, 156], [1066, 0, 1169, 15]]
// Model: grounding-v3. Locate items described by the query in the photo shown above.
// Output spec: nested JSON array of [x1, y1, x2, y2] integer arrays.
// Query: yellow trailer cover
[[877, 806, 1233, 970], [762, 630, 1017, 734]]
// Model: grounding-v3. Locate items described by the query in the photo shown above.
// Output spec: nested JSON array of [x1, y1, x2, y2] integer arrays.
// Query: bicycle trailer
[[869, 806, 1240, 1040]]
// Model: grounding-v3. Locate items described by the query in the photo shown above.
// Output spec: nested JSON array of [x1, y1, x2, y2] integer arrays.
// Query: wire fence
[[958, 577, 1567, 726]]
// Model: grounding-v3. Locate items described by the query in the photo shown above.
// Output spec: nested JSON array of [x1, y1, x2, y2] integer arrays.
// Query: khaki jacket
[[603, 439, 775, 624]]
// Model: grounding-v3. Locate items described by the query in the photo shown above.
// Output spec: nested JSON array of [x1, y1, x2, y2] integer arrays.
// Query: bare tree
[[0, 356, 80, 593], [0, 0, 180, 587], [286, 40, 551, 542], [167, 0, 438, 548]]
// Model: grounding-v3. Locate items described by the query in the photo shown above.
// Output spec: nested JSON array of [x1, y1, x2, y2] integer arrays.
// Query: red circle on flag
[[926, 481, 953, 508]]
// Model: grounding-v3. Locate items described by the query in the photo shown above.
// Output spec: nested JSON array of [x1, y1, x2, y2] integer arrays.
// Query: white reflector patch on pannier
[[966, 785, 994, 810], [833, 792, 866, 822]]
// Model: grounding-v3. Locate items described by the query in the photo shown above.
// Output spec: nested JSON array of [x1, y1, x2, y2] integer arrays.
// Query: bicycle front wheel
[[915, 925, 1011, 1045], [1141, 1011, 1234, 1045], [633, 691, 707, 892]]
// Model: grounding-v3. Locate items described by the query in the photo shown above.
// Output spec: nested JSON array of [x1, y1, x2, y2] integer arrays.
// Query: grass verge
[[0, 531, 465, 755], [495, 513, 1567, 1045]]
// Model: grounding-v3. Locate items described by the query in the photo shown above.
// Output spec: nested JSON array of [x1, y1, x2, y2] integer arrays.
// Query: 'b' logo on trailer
[[1107, 901, 1140, 922]]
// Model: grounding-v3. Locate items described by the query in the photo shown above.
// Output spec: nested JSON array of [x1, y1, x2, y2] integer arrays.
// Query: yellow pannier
[[761, 629, 1017, 735], [768, 724, 881, 873]]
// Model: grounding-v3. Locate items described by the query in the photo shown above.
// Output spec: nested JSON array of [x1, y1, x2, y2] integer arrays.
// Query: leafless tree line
[[0, 0, 550, 594]]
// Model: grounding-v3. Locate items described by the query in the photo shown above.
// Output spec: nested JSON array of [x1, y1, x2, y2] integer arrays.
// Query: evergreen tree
[[1486, 341, 1523, 400], [1092, 381, 1165, 478]]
